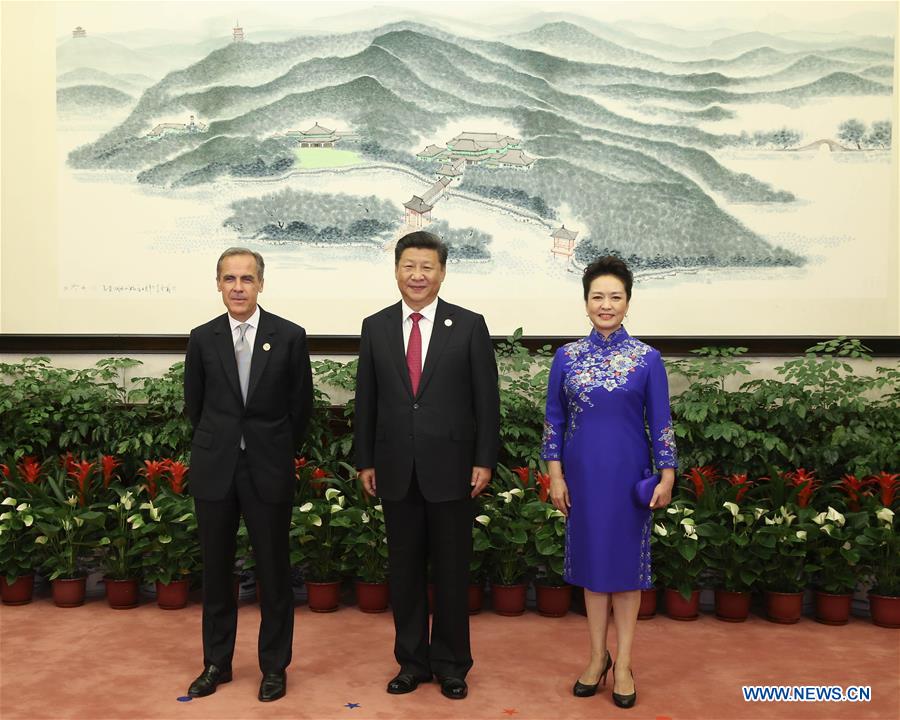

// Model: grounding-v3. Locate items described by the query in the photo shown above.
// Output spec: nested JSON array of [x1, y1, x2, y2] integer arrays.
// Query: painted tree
[[770, 128, 801, 150], [865, 120, 892, 149], [837, 119, 866, 150]]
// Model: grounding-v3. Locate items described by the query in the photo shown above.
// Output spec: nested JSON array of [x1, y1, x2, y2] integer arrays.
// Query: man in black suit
[[183, 247, 312, 702], [354, 231, 500, 700]]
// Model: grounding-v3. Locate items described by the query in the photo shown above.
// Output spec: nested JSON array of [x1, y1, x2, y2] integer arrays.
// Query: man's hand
[[359, 468, 377, 497], [470, 466, 492, 498]]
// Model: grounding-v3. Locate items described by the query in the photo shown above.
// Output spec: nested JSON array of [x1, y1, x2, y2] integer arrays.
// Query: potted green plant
[[652, 501, 708, 620], [0, 495, 39, 604], [334, 501, 389, 613], [523, 496, 570, 617], [98, 488, 143, 608], [749, 505, 816, 623], [706, 501, 763, 622], [32, 474, 105, 607], [133, 488, 199, 609], [290, 487, 349, 612], [809, 506, 866, 625], [860, 505, 900, 627], [483, 487, 534, 615]]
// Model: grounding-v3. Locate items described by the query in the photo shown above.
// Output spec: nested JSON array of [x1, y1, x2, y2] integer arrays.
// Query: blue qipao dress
[[541, 326, 678, 593]]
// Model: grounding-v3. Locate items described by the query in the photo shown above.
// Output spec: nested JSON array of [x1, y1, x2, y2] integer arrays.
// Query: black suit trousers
[[194, 452, 294, 673], [382, 469, 475, 679]]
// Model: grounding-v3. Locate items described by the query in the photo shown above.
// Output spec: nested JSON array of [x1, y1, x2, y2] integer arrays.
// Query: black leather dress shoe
[[187, 664, 232, 697], [437, 676, 468, 700], [258, 672, 286, 702], [386, 672, 431, 694]]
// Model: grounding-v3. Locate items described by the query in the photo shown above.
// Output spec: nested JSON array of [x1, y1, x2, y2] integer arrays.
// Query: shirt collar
[[589, 325, 629, 347], [402, 297, 438, 323], [228, 305, 260, 331]]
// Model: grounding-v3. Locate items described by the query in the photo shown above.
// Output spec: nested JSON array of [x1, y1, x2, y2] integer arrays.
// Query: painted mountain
[[62, 17, 894, 270]]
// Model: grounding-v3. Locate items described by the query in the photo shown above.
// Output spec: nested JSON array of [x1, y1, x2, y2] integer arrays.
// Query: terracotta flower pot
[[869, 592, 900, 628], [468, 582, 484, 615], [306, 580, 341, 612], [491, 583, 527, 616], [105, 578, 139, 609], [765, 590, 803, 624], [155, 579, 189, 609], [1, 574, 35, 605], [638, 587, 658, 619], [814, 591, 852, 625], [715, 589, 751, 622], [536, 583, 572, 617], [52, 577, 87, 608], [665, 588, 699, 621], [355, 580, 389, 613]]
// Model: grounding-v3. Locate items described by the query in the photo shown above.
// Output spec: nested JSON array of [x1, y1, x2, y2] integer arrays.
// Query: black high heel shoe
[[572, 650, 612, 697], [612, 663, 636, 708]]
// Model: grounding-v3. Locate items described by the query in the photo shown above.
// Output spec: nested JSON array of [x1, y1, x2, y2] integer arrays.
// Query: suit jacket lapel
[[386, 302, 415, 399], [213, 314, 243, 405], [246, 307, 274, 404], [416, 298, 453, 399]]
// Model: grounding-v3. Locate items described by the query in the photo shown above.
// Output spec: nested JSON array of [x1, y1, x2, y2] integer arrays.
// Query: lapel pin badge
[[263, 343, 271, 351], [444, 318, 453, 327]]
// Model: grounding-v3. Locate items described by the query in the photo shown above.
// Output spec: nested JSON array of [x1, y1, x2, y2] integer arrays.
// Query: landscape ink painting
[[53, 1, 897, 335]]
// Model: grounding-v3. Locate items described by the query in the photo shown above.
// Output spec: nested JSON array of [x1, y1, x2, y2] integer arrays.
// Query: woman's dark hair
[[582, 256, 633, 300], [394, 231, 449, 267]]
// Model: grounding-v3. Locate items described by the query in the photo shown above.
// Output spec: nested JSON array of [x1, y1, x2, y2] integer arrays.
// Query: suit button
[[413, 403, 419, 410]]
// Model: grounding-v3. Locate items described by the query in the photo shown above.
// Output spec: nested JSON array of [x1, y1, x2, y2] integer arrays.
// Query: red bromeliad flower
[[309, 466, 330, 492], [783, 469, 819, 508], [294, 457, 308, 476], [139, 460, 168, 499], [0, 463, 9, 480], [685, 466, 717, 499], [61, 452, 79, 476], [535, 471, 551, 503], [727, 473, 754, 503], [17, 456, 43, 484], [838, 474, 868, 512], [100, 455, 121, 489], [165, 460, 189, 494], [511, 466, 531, 486], [68, 460, 95, 507], [868, 472, 899, 507]]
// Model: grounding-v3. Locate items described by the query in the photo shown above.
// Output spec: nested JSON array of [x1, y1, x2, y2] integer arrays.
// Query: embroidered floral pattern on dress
[[638, 513, 653, 589], [656, 423, 678, 468], [560, 336, 653, 439], [541, 419, 560, 459]]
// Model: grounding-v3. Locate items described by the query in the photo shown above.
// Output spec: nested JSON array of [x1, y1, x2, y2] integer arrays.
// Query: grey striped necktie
[[235, 322, 251, 402], [235, 323, 251, 449]]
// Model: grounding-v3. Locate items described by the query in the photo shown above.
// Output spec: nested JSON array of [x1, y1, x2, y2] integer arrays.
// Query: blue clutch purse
[[634, 469, 660, 508]]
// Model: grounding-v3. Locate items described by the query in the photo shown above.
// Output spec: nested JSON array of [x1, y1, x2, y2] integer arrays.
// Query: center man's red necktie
[[406, 312, 423, 395]]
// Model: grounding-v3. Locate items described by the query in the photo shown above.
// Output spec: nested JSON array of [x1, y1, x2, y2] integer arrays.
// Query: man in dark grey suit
[[354, 231, 500, 700], [183, 247, 312, 702]]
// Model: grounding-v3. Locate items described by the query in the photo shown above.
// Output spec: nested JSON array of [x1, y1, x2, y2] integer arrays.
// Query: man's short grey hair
[[216, 247, 265, 281]]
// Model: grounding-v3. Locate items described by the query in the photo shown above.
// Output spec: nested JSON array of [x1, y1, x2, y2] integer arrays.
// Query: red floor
[[1, 592, 897, 720]]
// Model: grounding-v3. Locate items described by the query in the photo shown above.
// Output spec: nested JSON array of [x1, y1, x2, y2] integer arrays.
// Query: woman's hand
[[547, 461, 571, 516], [649, 469, 676, 509]]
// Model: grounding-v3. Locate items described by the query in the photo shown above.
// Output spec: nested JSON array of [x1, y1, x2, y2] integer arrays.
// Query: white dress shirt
[[402, 297, 438, 371], [228, 305, 260, 357]]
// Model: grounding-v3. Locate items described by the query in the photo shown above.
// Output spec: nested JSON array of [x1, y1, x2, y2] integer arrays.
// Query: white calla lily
[[325, 488, 341, 501], [875, 507, 894, 524], [475, 515, 490, 525], [653, 523, 667, 536], [825, 506, 845, 527], [1, 497, 17, 506], [723, 502, 739, 517], [299, 502, 313, 512]]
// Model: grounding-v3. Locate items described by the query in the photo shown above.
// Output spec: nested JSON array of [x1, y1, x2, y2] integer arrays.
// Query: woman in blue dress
[[542, 256, 677, 709]]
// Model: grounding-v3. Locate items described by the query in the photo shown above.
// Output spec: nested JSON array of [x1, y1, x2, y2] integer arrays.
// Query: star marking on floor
[[345, 702, 361, 709]]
